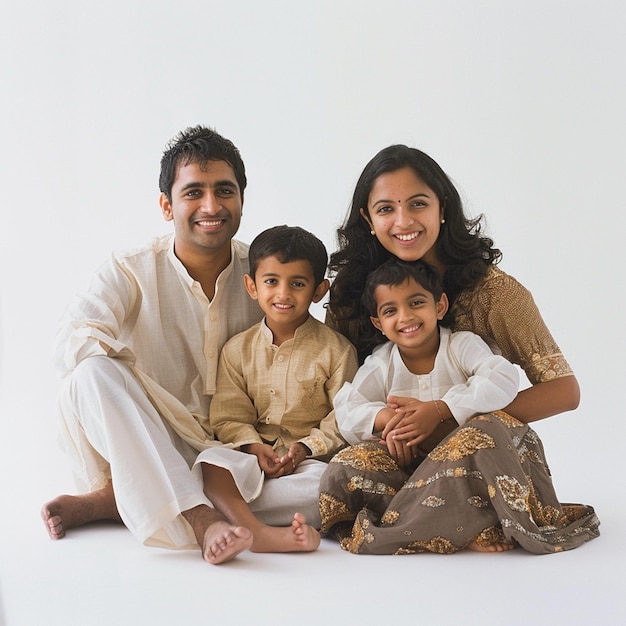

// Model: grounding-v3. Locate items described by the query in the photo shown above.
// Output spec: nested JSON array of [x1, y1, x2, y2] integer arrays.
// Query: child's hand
[[277, 443, 309, 476], [242, 443, 282, 477], [383, 395, 443, 447]]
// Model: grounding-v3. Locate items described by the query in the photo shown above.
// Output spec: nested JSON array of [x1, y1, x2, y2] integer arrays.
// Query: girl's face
[[361, 166, 443, 265], [370, 277, 448, 357]]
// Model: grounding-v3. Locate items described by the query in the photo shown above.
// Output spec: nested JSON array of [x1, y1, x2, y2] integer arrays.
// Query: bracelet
[[434, 399, 445, 423]]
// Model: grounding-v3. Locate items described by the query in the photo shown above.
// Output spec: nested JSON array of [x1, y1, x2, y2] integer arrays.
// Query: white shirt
[[53, 233, 263, 448], [334, 327, 519, 445]]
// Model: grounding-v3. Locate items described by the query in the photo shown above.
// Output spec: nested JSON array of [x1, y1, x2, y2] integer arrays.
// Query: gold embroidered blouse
[[449, 266, 572, 384]]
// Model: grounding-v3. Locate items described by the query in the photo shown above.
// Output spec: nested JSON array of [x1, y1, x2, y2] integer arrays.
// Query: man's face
[[160, 159, 243, 257]]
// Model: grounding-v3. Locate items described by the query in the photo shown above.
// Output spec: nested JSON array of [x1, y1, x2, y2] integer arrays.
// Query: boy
[[195, 225, 358, 555], [334, 257, 520, 466]]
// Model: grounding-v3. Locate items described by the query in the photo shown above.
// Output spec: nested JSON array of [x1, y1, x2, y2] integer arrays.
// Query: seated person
[[195, 225, 358, 553]]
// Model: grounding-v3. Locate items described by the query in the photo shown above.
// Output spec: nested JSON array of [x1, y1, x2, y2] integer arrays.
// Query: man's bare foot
[[467, 539, 515, 553], [41, 484, 121, 540], [182, 504, 253, 565], [250, 512, 320, 553]]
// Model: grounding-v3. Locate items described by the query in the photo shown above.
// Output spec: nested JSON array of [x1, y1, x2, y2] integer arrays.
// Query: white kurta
[[334, 327, 520, 445], [54, 234, 264, 548]]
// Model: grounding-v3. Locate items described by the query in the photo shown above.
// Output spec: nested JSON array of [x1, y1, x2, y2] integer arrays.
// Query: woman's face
[[361, 166, 443, 264]]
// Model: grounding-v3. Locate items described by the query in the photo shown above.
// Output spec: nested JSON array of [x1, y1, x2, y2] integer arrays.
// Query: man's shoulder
[[112, 234, 173, 264]]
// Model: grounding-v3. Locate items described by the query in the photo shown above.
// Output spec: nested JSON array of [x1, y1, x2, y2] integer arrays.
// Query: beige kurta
[[195, 316, 358, 527]]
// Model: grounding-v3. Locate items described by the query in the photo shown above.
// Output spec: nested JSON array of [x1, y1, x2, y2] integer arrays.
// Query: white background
[[1, 2, 624, 625]]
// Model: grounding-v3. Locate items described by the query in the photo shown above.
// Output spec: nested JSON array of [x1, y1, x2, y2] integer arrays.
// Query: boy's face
[[244, 256, 329, 338], [370, 277, 448, 355]]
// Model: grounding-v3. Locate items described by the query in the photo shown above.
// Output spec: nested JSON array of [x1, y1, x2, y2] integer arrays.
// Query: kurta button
[[277, 355, 284, 362], [208, 351, 215, 358], [269, 389, 275, 394]]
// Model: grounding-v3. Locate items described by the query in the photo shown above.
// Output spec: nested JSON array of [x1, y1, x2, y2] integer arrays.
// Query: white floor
[[1, 386, 624, 626]]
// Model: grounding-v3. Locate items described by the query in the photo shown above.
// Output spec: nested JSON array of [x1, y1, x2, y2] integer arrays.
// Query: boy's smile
[[244, 256, 329, 344]]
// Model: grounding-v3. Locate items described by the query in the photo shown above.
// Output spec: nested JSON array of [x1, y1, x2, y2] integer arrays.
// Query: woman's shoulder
[[455, 266, 532, 310], [477, 265, 531, 297]]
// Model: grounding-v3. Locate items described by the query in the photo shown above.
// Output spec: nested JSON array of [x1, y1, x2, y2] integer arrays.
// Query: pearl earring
[[371, 230, 376, 236], [441, 218, 446, 224]]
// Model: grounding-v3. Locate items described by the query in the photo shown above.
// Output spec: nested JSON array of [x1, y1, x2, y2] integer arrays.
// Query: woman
[[320, 145, 599, 554]]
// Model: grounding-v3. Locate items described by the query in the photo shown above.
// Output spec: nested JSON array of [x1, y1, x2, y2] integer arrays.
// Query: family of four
[[42, 125, 599, 564]]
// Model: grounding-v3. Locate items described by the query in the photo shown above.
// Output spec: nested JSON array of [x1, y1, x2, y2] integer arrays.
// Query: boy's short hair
[[159, 125, 246, 201], [362, 258, 444, 317], [248, 225, 328, 286]]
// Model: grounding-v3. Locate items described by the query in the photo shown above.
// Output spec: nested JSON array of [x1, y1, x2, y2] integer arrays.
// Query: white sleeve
[[53, 256, 138, 375], [442, 332, 520, 425], [334, 352, 390, 445]]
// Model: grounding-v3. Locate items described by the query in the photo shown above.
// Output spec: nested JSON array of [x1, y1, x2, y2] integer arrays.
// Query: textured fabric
[[449, 267, 571, 384], [319, 412, 600, 554], [334, 327, 519, 445], [55, 234, 263, 449], [210, 316, 358, 458], [54, 234, 264, 548]]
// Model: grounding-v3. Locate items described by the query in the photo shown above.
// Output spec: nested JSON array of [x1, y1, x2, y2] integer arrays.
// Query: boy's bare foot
[[467, 539, 515, 552], [182, 504, 253, 565], [250, 512, 320, 553], [41, 483, 121, 540]]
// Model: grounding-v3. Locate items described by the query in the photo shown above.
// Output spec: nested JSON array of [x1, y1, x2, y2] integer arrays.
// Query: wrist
[[433, 400, 452, 423]]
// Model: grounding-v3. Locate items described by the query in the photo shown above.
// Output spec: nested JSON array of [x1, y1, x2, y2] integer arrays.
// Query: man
[[41, 126, 265, 564]]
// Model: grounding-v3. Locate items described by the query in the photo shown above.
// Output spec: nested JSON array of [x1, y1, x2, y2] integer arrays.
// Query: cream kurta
[[55, 234, 263, 548], [195, 316, 358, 527]]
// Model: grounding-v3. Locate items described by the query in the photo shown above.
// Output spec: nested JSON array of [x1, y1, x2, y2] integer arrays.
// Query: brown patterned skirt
[[319, 412, 599, 554]]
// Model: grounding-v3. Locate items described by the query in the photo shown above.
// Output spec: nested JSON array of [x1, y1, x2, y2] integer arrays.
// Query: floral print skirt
[[319, 412, 600, 554]]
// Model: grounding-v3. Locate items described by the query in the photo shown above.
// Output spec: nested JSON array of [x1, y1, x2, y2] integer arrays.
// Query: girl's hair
[[362, 258, 444, 318], [328, 144, 500, 359]]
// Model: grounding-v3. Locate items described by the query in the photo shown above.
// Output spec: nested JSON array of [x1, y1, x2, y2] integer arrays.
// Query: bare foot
[[182, 504, 253, 565], [41, 484, 121, 540], [203, 521, 254, 564], [250, 512, 320, 553], [467, 539, 515, 553]]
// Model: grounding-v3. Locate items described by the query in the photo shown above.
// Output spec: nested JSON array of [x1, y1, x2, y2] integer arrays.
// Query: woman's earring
[[441, 218, 446, 224], [370, 230, 376, 236]]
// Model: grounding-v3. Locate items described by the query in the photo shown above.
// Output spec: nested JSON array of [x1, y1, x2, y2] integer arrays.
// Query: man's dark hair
[[159, 125, 246, 201]]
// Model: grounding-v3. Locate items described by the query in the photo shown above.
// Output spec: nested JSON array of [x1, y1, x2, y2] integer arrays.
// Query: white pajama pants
[[57, 356, 323, 549]]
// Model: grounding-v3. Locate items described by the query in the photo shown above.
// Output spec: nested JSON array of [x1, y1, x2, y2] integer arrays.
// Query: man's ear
[[312, 279, 330, 304], [437, 293, 449, 320], [370, 315, 384, 334], [243, 274, 258, 299], [159, 193, 173, 222]]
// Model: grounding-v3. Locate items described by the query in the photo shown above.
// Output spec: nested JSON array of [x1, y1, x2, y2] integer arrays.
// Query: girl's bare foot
[[41, 484, 121, 539], [250, 512, 320, 553]]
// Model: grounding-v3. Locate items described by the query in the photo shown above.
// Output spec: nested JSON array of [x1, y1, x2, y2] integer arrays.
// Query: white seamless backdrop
[[1, 2, 624, 625]]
